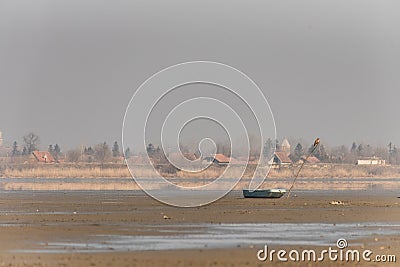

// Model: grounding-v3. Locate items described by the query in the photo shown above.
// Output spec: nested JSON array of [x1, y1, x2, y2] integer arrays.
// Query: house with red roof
[[273, 151, 292, 165], [32, 151, 55, 163], [204, 153, 231, 166]]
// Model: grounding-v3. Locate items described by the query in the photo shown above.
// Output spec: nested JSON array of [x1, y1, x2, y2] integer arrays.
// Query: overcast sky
[[0, 0, 399, 151]]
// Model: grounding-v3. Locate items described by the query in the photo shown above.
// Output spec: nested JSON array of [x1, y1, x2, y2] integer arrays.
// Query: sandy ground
[[0, 190, 399, 266]]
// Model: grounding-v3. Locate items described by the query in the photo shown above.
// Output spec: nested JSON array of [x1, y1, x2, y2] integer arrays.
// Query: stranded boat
[[243, 138, 321, 199], [242, 188, 287, 198]]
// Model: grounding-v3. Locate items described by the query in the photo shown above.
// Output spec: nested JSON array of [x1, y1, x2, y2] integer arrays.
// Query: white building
[[0, 130, 3, 146], [357, 157, 386, 166]]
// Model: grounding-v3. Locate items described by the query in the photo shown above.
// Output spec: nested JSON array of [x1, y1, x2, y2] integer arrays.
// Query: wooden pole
[[286, 138, 320, 198]]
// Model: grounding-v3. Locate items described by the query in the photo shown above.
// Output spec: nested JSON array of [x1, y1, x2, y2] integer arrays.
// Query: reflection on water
[[1, 177, 400, 192], [2, 177, 400, 183], [13, 222, 400, 253]]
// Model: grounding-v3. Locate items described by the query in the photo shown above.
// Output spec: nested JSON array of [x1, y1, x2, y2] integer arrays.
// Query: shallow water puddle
[[13, 222, 400, 253]]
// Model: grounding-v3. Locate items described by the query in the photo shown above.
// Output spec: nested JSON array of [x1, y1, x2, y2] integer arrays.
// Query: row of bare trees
[[64, 141, 133, 164], [8, 133, 131, 164], [10, 133, 41, 156]]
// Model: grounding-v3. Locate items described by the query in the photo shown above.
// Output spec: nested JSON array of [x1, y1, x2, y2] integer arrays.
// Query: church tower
[[0, 130, 3, 146], [281, 138, 290, 153]]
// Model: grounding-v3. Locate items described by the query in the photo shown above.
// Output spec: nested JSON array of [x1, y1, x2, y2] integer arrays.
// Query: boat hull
[[242, 189, 286, 198]]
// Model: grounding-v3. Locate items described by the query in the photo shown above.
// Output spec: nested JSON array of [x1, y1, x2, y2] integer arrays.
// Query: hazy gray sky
[[0, 0, 399, 151]]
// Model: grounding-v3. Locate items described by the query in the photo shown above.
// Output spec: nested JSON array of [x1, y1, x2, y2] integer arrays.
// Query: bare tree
[[11, 141, 19, 156], [263, 138, 274, 159], [216, 142, 231, 157], [330, 145, 348, 163], [290, 143, 304, 163], [23, 133, 40, 154], [94, 142, 111, 166], [392, 146, 400, 165], [124, 147, 131, 159], [112, 141, 120, 157], [66, 149, 81, 162], [54, 144, 61, 161]]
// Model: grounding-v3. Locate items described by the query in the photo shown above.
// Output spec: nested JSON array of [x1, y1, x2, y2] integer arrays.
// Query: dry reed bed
[[3, 180, 397, 191], [1, 163, 400, 179]]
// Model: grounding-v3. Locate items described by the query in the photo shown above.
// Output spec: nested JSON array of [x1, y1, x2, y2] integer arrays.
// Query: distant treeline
[[3, 132, 400, 165], [5, 132, 129, 164], [263, 138, 400, 165]]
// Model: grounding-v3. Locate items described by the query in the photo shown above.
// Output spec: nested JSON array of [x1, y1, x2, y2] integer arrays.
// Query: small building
[[204, 153, 230, 165], [273, 151, 292, 165], [32, 151, 55, 163], [357, 157, 386, 166]]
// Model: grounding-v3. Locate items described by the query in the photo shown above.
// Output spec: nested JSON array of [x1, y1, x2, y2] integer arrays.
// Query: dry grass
[[269, 164, 400, 178], [3, 182, 139, 191], [1, 163, 399, 191], [1, 163, 400, 179], [3, 166, 131, 178]]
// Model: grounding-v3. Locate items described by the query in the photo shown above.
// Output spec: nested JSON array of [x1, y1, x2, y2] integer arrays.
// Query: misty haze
[[0, 1, 400, 267]]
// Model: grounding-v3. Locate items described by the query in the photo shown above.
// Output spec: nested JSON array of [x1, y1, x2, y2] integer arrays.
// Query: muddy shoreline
[[0, 190, 399, 266]]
